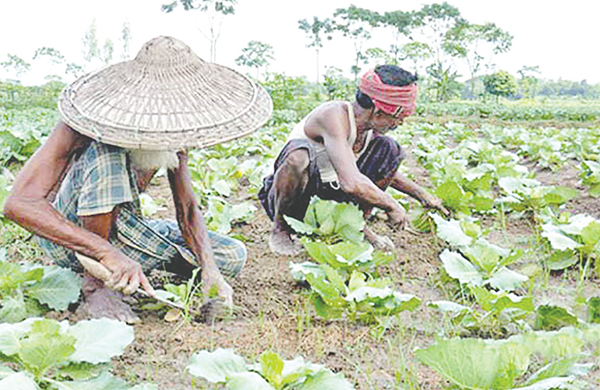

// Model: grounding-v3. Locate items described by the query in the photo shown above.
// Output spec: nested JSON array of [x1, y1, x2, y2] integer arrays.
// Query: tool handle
[[75, 252, 113, 282]]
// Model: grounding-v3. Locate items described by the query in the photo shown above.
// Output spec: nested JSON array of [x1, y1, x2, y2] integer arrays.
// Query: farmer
[[259, 65, 447, 255], [3, 36, 272, 323]]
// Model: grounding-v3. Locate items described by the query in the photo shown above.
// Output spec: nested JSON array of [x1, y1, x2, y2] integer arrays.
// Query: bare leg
[[361, 176, 395, 252], [75, 272, 141, 324], [269, 149, 310, 255]]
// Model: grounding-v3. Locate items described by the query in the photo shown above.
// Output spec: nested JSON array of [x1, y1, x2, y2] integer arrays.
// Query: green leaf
[[588, 297, 600, 323], [536, 305, 578, 331], [488, 267, 528, 291], [415, 338, 529, 390], [510, 377, 575, 390], [427, 300, 471, 314], [431, 214, 473, 247], [524, 357, 579, 386], [258, 351, 283, 388], [298, 370, 354, 390], [312, 295, 344, 319], [439, 250, 483, 286], [187, 348, 247, 383], [213, 179, 232, 197], [541, 229, 581, 251], [463, 242, 500, 275], [20, 319, 76, 378], [46, 371, 130, 390], [283, 216, 316, 236], [304, 265, 347, 309], [545, 250, 579, 271], [0, 319, 38, 356], [511, 328, 583, 360], [68, 319, 134, 364], [543, 186, 578, 205], [580, 221, 600, 246], [0, 294, 28, 323], [289, 262, 323, 283], [0, 372, 40, 390], [27, 266, 82, 311], [280, 357, 323, 386], [226, 372, 275, 390]]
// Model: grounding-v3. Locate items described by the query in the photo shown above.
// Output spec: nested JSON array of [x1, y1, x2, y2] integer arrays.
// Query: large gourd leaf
[[27, 266, 82, 311], [226, 372, 275, 390], [20, 319, 76, 378], [431, 214, 473, 248], [47, 371, 130, 390], [415, 338, 529, 390], [68, 319, 134, 364], [298, 370, 355, 390], [258, 351, 283, 388], [0, 372, 40, 390], [439, 250, 483, 286], [187, 348, 247, 383], [488, 267, 528, 291]]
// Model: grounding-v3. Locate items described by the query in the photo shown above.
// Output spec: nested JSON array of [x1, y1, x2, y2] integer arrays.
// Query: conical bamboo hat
[[58, 36, 272, 150]]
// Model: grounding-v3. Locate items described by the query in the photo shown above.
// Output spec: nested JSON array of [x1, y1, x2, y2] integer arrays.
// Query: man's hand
[[421, 193, 450, 216], [98, 250, 154, 297], [387, 206, 409, 230], [201, 267, 233, 307]]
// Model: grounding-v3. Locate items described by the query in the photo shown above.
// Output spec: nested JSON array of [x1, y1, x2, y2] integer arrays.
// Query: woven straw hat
[[58, 36, 272, 150]]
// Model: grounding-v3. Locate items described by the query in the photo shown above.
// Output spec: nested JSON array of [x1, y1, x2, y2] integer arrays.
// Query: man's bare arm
[[391, 171, 449, 215], [3, 122, 153, 294], [168, 150, 233, 305]]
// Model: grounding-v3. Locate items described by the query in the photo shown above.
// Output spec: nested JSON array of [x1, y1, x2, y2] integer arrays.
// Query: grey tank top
[[287, 101, 372, 188]]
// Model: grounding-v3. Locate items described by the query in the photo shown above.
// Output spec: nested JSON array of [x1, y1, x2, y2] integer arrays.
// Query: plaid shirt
[[35, 141, 245, 278]]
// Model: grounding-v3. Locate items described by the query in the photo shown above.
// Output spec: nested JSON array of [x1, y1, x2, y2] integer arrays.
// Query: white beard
[[128, 149, 180, 171]]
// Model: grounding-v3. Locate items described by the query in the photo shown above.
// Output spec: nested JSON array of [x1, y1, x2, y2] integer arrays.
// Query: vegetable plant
[[0, 317, 155, 389], [0, 249, 82, 323], [187, 348, 354, 389]]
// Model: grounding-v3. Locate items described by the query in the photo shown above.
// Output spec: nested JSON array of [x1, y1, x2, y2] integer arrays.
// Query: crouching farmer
[[4, 36, 272, 323], [259, 65, 447, 255]]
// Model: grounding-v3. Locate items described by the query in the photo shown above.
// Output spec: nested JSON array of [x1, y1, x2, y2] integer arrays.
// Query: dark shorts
[[258, 134, 405, 221]]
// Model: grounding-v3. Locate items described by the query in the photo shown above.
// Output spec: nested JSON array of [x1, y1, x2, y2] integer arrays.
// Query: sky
[[1, 0, 599, 85]]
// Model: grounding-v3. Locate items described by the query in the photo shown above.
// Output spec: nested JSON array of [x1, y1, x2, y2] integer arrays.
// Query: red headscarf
[[358, 69, 417, 116]]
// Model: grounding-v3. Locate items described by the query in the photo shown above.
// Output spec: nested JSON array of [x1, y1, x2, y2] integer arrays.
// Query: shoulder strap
[[346, 102, 357, 145]]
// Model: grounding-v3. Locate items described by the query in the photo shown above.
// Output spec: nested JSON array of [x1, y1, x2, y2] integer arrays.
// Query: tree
[[333, 5, 381, 82], [517, 65, 540, 98], [161, 0, 236, 62], [1, 54, 30, 78], [120, 21, 132, 60], [298, 16, 333, 83], [427, 62, 462, 102], [483, 70, 518, 101], [399, 41, 433, 75], [379, 10, 413, 64], [411, 2, 464, 71], [444, 21, 513, 98], [82, 19, 99, 63], [235, 40, 274, 80]]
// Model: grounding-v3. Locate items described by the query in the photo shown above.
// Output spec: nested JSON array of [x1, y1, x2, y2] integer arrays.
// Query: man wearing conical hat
[[259, 65, 447, 255], [4, 36, 272, 323]]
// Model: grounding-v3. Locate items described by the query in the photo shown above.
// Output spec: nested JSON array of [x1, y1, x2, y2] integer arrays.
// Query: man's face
[[370, 108, 407, 133]]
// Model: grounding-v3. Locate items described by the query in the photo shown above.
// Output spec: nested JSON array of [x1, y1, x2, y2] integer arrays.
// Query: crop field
[[1, 82, 600, 389]]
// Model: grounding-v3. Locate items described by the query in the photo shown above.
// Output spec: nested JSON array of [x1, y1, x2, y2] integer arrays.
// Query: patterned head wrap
[[358, 69, 417, 117]]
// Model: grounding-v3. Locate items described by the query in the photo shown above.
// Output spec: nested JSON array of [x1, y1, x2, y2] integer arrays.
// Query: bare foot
[[76, 274, 140, 324], [364, 227, 395, 252], [269, 227, 302, 256]]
